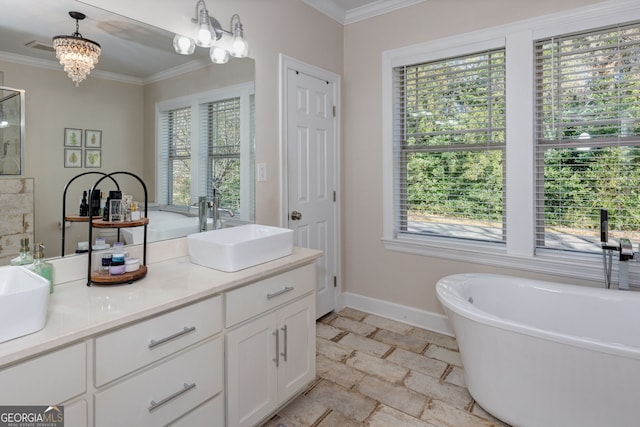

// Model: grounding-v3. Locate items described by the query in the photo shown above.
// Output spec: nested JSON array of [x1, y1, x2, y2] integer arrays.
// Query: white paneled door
[[286, 66, 338, 318]]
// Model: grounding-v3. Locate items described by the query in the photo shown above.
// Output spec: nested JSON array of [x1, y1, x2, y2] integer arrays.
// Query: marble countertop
[[0, 246, 322, 368]]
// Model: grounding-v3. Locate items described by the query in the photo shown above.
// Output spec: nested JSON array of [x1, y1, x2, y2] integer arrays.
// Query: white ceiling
[[0, 0, 419, 84]]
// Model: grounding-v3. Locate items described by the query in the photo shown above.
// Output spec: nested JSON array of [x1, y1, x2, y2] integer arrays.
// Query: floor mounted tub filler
[[436, 273, 640, 427]]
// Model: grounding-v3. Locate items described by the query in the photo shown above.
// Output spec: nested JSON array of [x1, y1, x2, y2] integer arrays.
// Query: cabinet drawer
[[170, 393, 224, 426], [225, 263, 315, 327], [0, 342, 86, 405], [94, 336, 223, 427], [95, 295, 222, 386]]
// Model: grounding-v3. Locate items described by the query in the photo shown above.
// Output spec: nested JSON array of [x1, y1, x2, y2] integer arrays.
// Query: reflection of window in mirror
[[157, 82, 254, 222]]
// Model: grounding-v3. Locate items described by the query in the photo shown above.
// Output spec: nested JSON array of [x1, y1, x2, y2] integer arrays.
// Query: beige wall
[[0, 60, 143, 256], [342, 0, 605, 315]]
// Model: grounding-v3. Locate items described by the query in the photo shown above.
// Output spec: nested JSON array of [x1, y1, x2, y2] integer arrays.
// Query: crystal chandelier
[[52, 12, 101, 87]]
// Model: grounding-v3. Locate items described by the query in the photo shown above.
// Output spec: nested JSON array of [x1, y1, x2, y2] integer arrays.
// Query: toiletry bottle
[[28, 243, 54, 294], [102, 196, 111, 221], [79, 190, 89, 216], [130, 201, 140, 220], [10, 237, 33, 266], [90, 189, 101, 216]]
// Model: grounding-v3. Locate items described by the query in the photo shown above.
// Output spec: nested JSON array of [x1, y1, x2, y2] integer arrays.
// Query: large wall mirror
[[0, 0, 255, 259]]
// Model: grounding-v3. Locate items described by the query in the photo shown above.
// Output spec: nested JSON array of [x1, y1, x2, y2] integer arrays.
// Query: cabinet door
[[277, 294, 316, 402], [226, 312, 278, 427]]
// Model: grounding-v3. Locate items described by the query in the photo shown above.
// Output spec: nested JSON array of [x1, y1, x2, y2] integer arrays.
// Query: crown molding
[[0, 50, 212, 86], [143, 57, 211, 85], [345, 0, 426, 24], [0, 50, 144, 85], [303, 0, 426, 25]]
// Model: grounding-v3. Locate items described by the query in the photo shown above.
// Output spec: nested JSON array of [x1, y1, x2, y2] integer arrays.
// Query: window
[[203, 97, 242, 212], [535, 22, 640, 254], [159, 107, 191, 206], [392, 49, 506, 244], [157, 84, 254, 220], [383, 2, 640, 279]]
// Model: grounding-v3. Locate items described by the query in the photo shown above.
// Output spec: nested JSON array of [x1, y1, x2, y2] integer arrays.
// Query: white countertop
[[0, 245, 322, 368]]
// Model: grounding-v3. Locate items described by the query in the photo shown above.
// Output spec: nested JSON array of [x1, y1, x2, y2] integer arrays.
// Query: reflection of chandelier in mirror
[[52, 12, 102, 87], [172, 0, 248, 64]]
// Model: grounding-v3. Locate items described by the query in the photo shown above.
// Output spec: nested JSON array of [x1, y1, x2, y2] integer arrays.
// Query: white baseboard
[[340, 292, 454, 337]]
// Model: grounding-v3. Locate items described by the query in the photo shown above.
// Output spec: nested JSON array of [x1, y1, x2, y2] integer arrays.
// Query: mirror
[[0, 1, 255, 258]]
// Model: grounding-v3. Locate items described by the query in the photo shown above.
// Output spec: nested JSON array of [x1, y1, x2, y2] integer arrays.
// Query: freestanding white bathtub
[[436, 273, 640, 427], [120, 210, 209, 245]]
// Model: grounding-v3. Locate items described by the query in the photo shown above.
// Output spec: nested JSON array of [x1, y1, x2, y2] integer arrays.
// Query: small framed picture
[[85, 129, 102, 148], [64, 148, 82, 168], [64, 128, 82, 147], [85, 149, 102, 168]]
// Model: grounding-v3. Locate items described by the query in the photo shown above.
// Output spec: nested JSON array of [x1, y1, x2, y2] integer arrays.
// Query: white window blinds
[[535, 21, 640, 253], [199, 97, 242, 212], [158, 106, 191, 206], [392, 49, 506, 244]]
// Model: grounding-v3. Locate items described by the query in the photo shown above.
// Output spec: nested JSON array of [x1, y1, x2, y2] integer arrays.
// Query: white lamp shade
[[173, 34, 195, 55], [209, 46, 229, 64], [231, 36, 249, 58], [195, 18, 215, 47]]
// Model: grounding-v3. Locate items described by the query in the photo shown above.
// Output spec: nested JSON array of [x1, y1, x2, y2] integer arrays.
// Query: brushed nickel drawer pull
[[148, 326, 196, 349], [148, 382, 196, 412], [273, 330, 280, 367], [280, 325, 288, 362], [267, 286, 294, 300]]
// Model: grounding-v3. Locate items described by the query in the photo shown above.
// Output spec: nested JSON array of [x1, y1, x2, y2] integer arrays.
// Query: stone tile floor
[[262, 308, 510, 427]]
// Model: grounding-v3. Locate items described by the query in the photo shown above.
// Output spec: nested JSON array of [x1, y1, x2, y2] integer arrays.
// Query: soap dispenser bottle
[[28, 243, 54, 294], [10, 237, 34, 266]]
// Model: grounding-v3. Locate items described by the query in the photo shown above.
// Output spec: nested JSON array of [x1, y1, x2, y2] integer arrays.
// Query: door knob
[[290, 211, 302, 221]]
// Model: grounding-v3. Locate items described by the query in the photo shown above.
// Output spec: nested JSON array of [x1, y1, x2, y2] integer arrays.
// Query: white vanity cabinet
[[0, 247, 321, 427], [225, 264, 316, 427]]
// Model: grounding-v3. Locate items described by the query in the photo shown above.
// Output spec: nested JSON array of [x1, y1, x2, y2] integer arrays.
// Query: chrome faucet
[[198, 191, 235, 232], [618, 238, 634, 290], [211, 194, 235, 229], [601, 209, 634, 290], [198, 196, 208, 232]]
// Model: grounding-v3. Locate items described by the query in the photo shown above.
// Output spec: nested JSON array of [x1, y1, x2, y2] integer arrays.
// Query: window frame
[[156, 82, 254, 220], [381, 0, 640, 282], [393, 47, 507, 246]]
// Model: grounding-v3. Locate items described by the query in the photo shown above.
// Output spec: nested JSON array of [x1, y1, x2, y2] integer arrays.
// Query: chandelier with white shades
[[172, 0, 248, 64]]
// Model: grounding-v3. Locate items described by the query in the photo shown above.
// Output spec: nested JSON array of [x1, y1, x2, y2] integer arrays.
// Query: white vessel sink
[[187, 224, 294, 272], [0, 266, 50, 343]]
